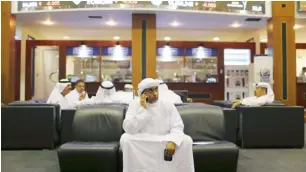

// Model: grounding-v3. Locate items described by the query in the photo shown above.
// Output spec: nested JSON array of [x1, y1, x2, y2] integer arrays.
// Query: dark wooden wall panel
[[15, 40, 21, 100]]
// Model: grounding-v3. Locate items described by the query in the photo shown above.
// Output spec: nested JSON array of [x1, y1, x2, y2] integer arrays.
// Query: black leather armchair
[[238, 106, 305, 148], [176, 104, 239, 172], [2, 106, 57, 149], [57, 105, 126, 172], [8, 103, 61, 133]]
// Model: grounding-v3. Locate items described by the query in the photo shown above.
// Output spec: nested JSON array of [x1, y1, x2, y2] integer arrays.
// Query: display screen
[[17, 1, 265, 15], [297, 1, 306, 12]]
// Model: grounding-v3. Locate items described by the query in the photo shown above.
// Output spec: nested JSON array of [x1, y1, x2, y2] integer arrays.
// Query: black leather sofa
[[57, 103, 239, 172], [2, 105, 58, 149], [238, 106, 305, 148], [213, 100, 304, 148], [60, 103, 238, 145]]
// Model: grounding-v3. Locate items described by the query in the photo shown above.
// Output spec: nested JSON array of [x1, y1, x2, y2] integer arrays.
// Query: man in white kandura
[[94, 80, 117, 103], [65, 79, 90, 105], [46, 79, 72, 109], [158, 80, 183, 104], [120, 78, 195, 172], [231, 82, 275, 108]]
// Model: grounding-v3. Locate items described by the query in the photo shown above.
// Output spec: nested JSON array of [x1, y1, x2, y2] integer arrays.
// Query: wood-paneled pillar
[[132, 14, 156, 91], [1, 1, 17, 104], [267, 1, 296, 105]]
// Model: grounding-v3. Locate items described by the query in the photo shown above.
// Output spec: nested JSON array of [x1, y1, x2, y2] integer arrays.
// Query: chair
[[57, 105, 126, 172]]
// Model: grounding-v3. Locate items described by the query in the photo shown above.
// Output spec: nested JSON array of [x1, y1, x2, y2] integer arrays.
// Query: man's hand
[[165, 141, 176, 156], [187, 98, 193, 103], [140, 93, 148, 109], [231, 100, 241, 109], [61, 88, 71, 97], [79, 92, 86, 101]]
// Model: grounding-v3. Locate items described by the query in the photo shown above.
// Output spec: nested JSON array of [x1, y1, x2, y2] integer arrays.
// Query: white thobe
[[241, 95, 271, 106], [120, 99, 194, 172], [158, 84, 183, 104], [65, 89, 93, 107], [47, 92, 71, 109]]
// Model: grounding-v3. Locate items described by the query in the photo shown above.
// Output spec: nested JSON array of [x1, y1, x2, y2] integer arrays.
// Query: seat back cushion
[[177, 103, 225, 141], [72, 105, 125, 142]]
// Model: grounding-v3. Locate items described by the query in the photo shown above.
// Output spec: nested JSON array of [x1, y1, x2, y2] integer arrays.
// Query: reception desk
[[297, 83, 306, 108]]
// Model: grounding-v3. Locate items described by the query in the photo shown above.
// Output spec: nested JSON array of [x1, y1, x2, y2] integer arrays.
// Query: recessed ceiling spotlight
[[63, 36, 70, 39], [42, 19, 54, 25], [105, 19, 117, 26], [170, 21, 180, 27], [213, 37, 220, 41], [164, 37, 171, 41], [113, 36, 120, 40], [230, 22, 241, 28], [294, 24, 303, 29]]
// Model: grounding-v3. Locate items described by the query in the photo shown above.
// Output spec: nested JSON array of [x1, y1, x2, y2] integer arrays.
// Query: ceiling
[[16, 10, 269, 29], [15, 10, 306, 42]]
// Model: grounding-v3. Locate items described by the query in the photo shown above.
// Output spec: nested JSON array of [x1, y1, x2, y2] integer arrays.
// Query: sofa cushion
[[72, 105, 125, 142], [177, 104, 225, 141], [193, 141, 239, 172], [58, 142, 119, 172]]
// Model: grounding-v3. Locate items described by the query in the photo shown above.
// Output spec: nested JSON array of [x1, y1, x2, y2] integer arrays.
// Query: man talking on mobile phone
[[120, 78, 194, 172]]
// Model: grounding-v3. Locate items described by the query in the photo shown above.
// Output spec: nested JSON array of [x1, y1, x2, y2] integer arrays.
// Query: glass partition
[[296, 49, 306, 83], [156, 46, 184, 82], [185, 47, 218, 83], [66, 46, 100, 82], [101, 46, 132, 82]]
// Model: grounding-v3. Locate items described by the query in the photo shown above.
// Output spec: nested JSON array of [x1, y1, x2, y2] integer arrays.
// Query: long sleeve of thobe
[[122, 101, 152, 134], [48, 94, 70, 109], [241, 96, 269, 107], [162, 103, 184, 146]]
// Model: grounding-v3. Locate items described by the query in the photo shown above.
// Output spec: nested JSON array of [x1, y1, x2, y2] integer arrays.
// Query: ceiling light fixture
[[113, 36, 120, 40], [106, 19, 117, 26], [231, 22, 241, 28], [63, 36, 70, 39], [294, 24, 302, 29], [42, 19, 54, 25], [170, 21, 180, 27], [164, 37, 171, 41], [213, 37, 220, 41]]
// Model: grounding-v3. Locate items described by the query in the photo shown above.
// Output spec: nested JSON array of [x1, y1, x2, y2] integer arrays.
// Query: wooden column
[[267, 1, 296, 105], [132, 14, 156, 91], [1, 1, 17, 104]]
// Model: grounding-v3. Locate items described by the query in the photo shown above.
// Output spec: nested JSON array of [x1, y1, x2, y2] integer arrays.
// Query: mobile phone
[[146, 97, 149, 103], [164, 149, 173, 161]]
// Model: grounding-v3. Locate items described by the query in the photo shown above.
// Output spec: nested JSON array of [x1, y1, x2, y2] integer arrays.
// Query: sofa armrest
[[60, 109, 76, 145]]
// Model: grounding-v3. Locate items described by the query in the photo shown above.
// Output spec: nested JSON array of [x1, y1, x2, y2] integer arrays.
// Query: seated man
[[46, 79, 72, 109], [94, 80, 117, 103], [231, 82, 275, 108], [120, 78, 194, 172], [65, 79, 89, 103], [158, 80, 183, 104]]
